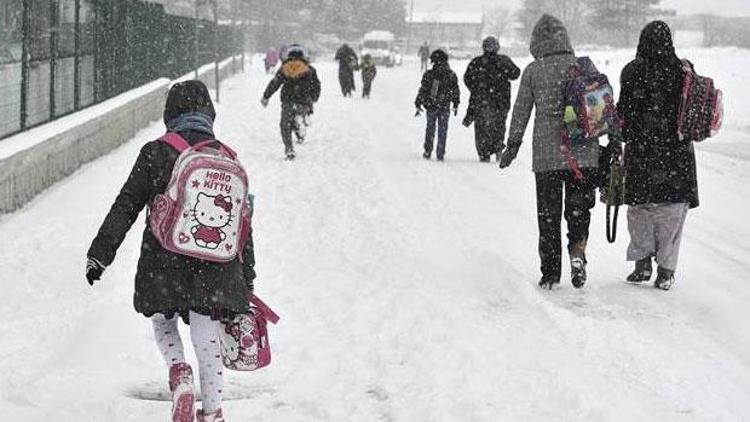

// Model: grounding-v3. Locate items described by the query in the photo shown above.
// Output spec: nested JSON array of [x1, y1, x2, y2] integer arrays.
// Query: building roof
[[408, 12, 484, 25]]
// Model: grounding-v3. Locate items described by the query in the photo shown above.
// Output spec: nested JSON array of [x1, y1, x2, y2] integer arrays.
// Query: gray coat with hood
[[506, 14, 599, 173]]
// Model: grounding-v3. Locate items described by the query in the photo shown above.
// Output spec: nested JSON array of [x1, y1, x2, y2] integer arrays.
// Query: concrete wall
[[0, 56, 242, 214]]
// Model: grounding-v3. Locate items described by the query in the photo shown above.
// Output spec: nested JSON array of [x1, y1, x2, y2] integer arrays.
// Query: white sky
[[413, 0, 750, 17]]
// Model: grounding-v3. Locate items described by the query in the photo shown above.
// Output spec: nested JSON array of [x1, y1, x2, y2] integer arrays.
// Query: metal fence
[[0, 0, 242, 140]]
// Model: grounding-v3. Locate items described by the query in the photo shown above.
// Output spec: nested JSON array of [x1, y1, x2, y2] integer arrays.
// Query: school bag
[[220, 294, 280, 371], [599, 147, 625, 244], [561, 57, 618, 179], [149, 132, 251, 263], [677, 59, 723, 142]]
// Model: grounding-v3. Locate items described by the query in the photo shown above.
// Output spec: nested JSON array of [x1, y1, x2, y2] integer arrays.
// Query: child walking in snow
[[86, 80, 256, 422], [415, 49, 460, 161], [261, 44, 321, 160], [361, 54, 377, 99], [617, 21, 701, 290]]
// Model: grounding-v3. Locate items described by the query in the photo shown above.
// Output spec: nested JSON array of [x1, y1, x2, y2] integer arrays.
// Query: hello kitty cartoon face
[[190, 193, 233, 249], [221, 333, 241, 363], [192, 193, 233, 229]]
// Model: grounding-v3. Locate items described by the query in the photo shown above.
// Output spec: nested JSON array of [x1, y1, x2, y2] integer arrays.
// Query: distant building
[[407, 12, 484, 48]]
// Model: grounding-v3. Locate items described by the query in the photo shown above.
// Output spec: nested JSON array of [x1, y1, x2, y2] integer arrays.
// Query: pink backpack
[[677, 59, 723, 142], [149, 133, 251, 263], [220, 295, 280, 371]]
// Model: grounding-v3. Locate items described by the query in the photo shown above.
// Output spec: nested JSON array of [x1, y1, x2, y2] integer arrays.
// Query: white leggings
[[152, 311, 224, 413]]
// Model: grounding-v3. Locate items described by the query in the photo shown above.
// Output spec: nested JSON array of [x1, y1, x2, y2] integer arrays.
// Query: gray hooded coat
[[506, 15, 599, 173]]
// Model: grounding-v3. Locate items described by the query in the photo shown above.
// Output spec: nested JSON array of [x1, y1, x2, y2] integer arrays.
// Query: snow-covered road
[[1, 50, 749, 421]]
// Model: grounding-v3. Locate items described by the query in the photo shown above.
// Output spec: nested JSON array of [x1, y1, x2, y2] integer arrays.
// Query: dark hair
[[163, 80, 216, 124], [430, 49, 448, 64]]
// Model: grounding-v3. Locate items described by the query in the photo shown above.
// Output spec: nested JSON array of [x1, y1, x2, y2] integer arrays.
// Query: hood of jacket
[[636, 20, 680, 65], [281, 59, 311, 79], [163, 80, 216, 125], [530, 14, 574, 60]]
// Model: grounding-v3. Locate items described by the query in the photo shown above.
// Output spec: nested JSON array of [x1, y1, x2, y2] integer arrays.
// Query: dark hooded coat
[[88, 81, 255, 322], [618, 21, 699, 208], [415, 52, 460, 111], [463, 52, 520, 113], [335, 44, 358, 94], [506, 14, 599, 173], [263, 58, 321, 105]]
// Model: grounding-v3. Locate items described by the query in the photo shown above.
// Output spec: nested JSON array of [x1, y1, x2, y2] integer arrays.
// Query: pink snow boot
[[196, 408, 225, 422], [169, 363, 196, 422]]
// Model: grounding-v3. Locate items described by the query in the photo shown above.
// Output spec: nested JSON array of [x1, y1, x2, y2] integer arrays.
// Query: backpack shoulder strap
[[161, 134, 238, 160], [158, 132, 191, 152]]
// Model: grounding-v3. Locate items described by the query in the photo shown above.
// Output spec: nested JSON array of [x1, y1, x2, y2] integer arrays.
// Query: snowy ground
[[1, 49, 749, 421]]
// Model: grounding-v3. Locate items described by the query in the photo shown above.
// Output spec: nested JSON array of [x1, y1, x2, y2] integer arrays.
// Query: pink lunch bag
[[220, 295, 280, 371]]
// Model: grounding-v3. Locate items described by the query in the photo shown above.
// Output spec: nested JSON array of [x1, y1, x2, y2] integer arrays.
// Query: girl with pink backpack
[[86, 80, 256, 422]]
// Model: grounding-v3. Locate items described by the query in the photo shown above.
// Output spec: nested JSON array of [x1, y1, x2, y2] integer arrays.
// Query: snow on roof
[[408, 12, 484, 25]]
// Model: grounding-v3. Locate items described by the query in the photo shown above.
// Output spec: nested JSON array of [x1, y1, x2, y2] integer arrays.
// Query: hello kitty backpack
[[220, 294, 280, 371], [149, 132, 251, 263]]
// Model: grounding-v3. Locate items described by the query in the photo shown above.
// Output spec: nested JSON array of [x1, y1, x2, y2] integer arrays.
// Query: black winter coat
[[618, 21, 699, 208], [88, 130, 255, 321], [335, 45, 359, 72], [263, 58, 321, 105], [463, 52, 520, 112], [415, 62, 460, 111]]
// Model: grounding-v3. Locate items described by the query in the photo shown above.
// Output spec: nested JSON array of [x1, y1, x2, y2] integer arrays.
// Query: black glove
[[498, 147, 518, 169], [86, 257, 106, 286]]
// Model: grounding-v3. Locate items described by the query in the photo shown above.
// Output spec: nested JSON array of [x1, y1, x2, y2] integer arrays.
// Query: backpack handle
[[159, 132, 237, 160], [191, 140, 237, 160], [247, 293, 280, 325]]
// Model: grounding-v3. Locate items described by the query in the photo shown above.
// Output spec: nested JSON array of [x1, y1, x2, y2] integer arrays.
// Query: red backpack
[[677, 59, 723, 142]]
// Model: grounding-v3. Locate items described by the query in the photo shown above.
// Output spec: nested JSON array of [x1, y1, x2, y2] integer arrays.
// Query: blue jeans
[[424, 107, 450, 158]]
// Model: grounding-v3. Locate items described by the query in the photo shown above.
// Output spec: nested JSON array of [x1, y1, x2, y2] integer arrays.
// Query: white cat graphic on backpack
[[149, 133, 251, 263]]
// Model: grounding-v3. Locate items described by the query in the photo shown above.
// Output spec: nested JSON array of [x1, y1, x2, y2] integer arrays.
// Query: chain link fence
[[1, 0, 241, 140]]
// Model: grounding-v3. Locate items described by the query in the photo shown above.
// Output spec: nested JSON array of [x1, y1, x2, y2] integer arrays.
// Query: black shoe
[[285, 150, 296, 161], [538, 275, 560, 290], [570, 253, 587, 288], [436, 155, 444, 161], [423, 151, 431, 160], [654, 267, 675, 290], [479, 155, 490, 162], [626, 257, 653, 283], [496, 146, 505, 162]]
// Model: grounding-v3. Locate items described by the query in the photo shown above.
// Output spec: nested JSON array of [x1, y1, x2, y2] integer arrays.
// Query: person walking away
[[261, 44, 321, 160], [361, 54, 377, 99], [264, 47, 279, 74], [498, 15, 611, 290], [415, 49, 460, 161], [463, 36, 520, 162], [617, 21, 700, 290], [418, 41, 430, 73], [335, 43, 359, 96], [86, 80, 256, 422]]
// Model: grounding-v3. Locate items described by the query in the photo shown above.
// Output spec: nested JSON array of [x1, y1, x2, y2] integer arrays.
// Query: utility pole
[[20, 0, 30, 130], [194, 0, 200, 79], [74, 0, 81, 110], [213, 0, 220, 103], [407, 0, 415, 53]]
